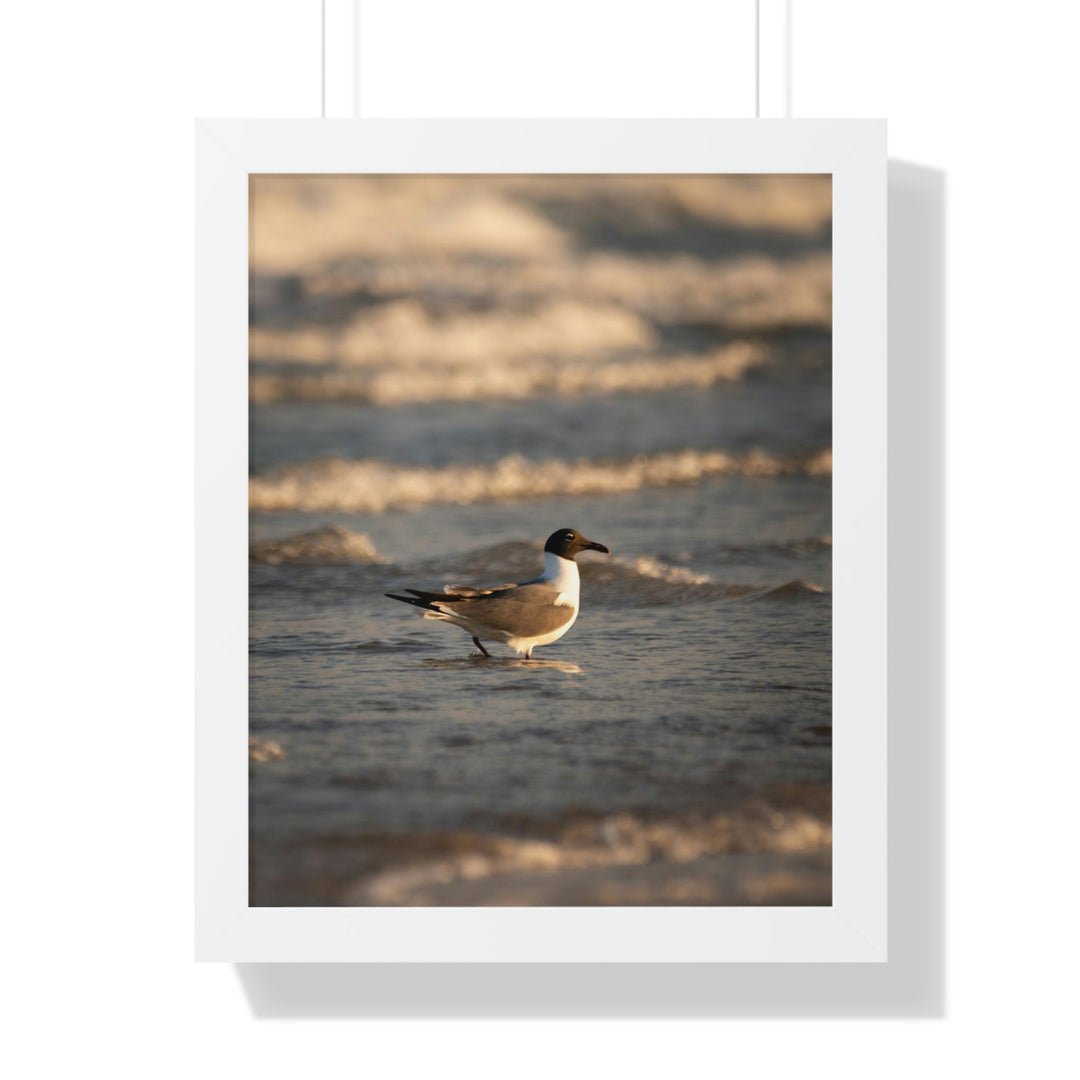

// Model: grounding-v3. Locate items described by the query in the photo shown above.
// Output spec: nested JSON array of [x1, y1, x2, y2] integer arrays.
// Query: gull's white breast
[[504, 552, 581, 653]]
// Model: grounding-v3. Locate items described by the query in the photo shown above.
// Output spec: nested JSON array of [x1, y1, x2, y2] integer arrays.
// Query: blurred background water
[[249, 175, 832, 906]]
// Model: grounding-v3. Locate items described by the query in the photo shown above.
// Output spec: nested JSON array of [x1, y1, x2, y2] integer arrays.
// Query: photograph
[[248, 172, 833, 906]]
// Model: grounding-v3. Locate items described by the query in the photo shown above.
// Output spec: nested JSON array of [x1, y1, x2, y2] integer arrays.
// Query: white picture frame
[[196, 118, 886, 963]]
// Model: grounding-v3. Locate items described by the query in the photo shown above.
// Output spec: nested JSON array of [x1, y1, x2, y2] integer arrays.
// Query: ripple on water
[[342, 638, 441, 653], [421, 657, 585, 676]]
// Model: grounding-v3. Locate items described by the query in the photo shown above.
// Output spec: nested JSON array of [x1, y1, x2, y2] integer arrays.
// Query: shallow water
[[248, 175, 832, 906]]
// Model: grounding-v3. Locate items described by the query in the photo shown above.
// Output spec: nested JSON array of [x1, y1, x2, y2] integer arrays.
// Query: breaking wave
[[249, 343, 766, 405], [250, 175, 832, 276], [579, 561, 827, 606], [249, 447, 833, 513], [343, 804, 832, 906], [249, 525, 381, 565], [249, 298, 656, 368], [296, 251, 832, 333], [745, 579, 828, 601], [251, 180, 571, 271]]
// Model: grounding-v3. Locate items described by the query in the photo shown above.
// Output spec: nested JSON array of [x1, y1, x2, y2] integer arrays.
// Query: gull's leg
[[472, 636, 492, 658]]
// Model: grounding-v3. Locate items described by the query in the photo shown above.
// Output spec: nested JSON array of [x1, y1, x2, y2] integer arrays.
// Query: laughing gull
[[385, 528, 610, 659]]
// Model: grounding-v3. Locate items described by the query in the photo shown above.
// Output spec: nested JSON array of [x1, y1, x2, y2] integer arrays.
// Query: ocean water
[[249, 176, 832, 906]]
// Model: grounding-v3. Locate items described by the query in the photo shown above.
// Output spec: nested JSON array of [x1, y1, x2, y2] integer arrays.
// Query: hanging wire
[[785, 0, 792, 118], [755, 0, 761, 118]]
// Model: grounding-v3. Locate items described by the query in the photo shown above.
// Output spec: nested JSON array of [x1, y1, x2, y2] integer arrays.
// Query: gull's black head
[[544, 528, 610, 561]]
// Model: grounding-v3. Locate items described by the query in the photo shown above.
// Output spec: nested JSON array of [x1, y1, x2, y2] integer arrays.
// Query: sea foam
[[249, 298, 656, 367], [249, 343, 765, 405], [249, 447, 833, 513]]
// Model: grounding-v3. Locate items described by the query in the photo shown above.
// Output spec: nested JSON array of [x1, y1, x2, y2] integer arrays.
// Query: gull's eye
[[564, 532, 575, 542]]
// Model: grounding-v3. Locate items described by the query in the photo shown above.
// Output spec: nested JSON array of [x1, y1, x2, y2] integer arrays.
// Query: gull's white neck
[[539, 552, 580, 605]]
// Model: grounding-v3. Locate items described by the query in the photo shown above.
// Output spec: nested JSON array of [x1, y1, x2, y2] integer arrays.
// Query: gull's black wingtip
[[386, 592, 436, 610]]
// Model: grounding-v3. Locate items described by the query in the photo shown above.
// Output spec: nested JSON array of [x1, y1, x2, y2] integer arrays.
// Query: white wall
[[4, 1, 1076, 1076]]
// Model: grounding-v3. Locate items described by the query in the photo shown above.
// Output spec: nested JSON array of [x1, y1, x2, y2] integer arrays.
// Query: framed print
[[196, 119, 886, 962]]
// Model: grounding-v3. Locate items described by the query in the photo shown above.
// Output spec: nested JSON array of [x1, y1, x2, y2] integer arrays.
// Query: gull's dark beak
[[585, 540, 610, 554]]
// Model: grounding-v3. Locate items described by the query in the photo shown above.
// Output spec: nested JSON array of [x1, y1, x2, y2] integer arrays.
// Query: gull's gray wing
[[440, 582, 573, 637]]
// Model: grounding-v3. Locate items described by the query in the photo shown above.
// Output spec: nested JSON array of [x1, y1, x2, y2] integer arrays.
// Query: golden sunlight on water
[[248, 174, 832, 906]]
